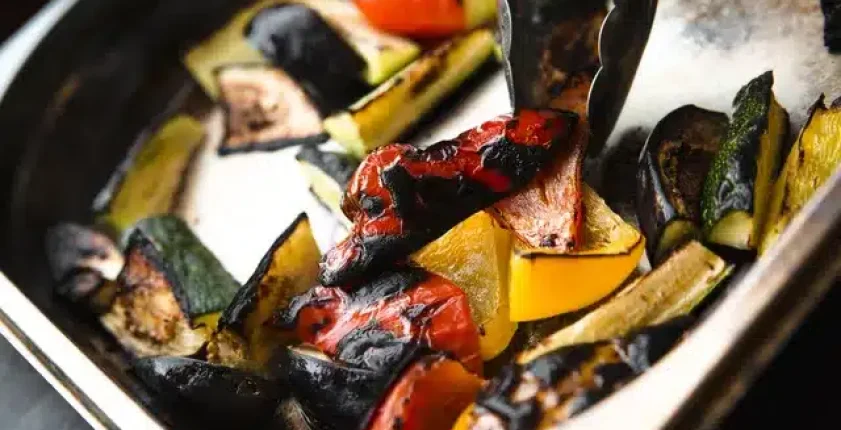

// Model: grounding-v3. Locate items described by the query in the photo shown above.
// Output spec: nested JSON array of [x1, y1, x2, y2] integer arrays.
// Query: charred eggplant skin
[[472, 317, 693, 428], [319, 109, 577, 287], [822, 0, 841, 53], [245, 3, 370, 115], [133, 356, 282, 429], [637, 105, 729, 263]]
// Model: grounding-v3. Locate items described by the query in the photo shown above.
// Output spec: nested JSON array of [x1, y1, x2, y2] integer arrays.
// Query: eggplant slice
[[134, 356, 283, 430], [245, 3, 370, 116], [216, 64, 328, 155], [637, 105, 729, 263], [466, 317, 694, 429]]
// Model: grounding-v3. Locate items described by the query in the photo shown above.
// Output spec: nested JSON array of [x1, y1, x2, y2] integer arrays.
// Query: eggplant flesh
[[245, 3, 370, 116], [471, 317, 693, 429], [637, 105, 729, 263], [133, 356, 282, 429], [216, 64, 328, 155]]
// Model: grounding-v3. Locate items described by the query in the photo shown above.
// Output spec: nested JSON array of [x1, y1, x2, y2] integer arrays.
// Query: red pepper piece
[[320, 109, 577, 287], [276, 267, 483, 375], [353, 0, 466, 38], [366, 354, 484, 430]]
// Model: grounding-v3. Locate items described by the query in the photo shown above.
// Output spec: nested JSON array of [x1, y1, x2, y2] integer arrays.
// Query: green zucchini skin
[[296, 144, 359, 223], [637, 105, 729, 263], [215, 64, 329, 156], [472, 317, 693, 427], [132, 215, 240, 318], [701, 71, 790, 249], [133, 356, 283, 429], [245, 3, 370, 116]]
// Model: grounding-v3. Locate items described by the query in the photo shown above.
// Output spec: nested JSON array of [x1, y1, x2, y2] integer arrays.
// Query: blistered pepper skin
[[276, 267, 483, 375], [319, 109, 578, 287]]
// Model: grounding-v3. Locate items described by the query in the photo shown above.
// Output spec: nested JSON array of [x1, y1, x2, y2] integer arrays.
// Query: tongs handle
[[497, 0, 658, 157]]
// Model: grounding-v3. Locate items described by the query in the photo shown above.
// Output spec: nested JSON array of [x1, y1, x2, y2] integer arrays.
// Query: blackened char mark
[[475, 365, 542, 430], [336, 325, 431, 374]]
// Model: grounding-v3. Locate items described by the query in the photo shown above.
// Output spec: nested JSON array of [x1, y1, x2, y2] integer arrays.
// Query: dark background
[[0, 3, 838, 430]]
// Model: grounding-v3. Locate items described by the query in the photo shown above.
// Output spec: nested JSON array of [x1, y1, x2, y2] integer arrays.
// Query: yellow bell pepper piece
[[509, 185, 644, 322]]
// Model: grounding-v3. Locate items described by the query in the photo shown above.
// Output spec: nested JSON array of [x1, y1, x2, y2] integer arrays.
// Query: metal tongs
[[497, 0, 658, 157]]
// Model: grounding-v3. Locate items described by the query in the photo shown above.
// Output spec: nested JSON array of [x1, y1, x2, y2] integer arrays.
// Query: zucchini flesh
[[468, 317, 693, 428], [216, 64, 328, 155], [323, 29, 496, 158], [518, 241, 731, 363], [701, 71, 790, 250], [101, 216, 240, 357], [295, 145, 359, 226], [637, 105, 728, 263], [133, 356, 282, 429], [208, 213, 320, 370], [245, 3, 370, 115], [94, 115, 204, 239], [761, 95, 841, 254]]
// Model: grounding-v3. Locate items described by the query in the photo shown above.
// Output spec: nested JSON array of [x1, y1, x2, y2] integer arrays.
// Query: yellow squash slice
[[413, 211, 517, 361], [508, 185, 644, 322]]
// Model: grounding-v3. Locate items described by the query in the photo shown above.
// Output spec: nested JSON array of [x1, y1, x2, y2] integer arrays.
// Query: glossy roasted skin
[[366, 355, 484, 430], [319, 109, 577, 286], [276, 266, 483, 375], [465, 317, 693, 430]]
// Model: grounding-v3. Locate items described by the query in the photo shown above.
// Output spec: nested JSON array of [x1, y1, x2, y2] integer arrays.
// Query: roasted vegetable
[[101, 216, 240, 357], [93, 115, 204, 239], [319, 109, 577, 286], [323, 29, 497, 158], [637, 105, 729, 263], [276, 266, 483, 374], [413, 211, 517, 361], [216, 64, 328, 155], [245, 3, 370, 115], [45, 223, 123, 313], [491, 117, 588, 250], [133, 356, 282, 429], [310, 0, 420, 85], [366, 354, 483, 430], [519, 241, 730, 363], [701, 71, 790, 250], [184, 0, 417, 98], [508, 185, 644, 322], [501, 0, 605, 111], [822, 0, 841, 53], [208, 213, 320, 371], [459, 317, 693, 430], [353, 0, 496, 37], [761, 95, 841, 254], [295, 144, 360, 226]]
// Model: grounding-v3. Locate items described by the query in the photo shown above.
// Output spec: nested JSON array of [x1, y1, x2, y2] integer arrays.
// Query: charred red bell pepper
[[276, 267, 483, 375], [366, 354, 484, 430], [319, 109, 577, 287], [353, 0, 488, 38]]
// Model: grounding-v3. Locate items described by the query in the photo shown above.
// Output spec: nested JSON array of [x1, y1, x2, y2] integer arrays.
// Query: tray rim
[[1, 1, 840, 429]]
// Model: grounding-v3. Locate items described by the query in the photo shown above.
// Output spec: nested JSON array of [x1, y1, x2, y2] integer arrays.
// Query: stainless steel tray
[[2, 0, 841, 429]]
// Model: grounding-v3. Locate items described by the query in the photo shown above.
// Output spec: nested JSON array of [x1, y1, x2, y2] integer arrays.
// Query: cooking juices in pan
[[39, 1, 841, 429]]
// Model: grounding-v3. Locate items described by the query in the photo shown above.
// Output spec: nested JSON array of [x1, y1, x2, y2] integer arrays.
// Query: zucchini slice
[[101, 216, 240, 357], [459, 317, 693, 430], [761, 95, 841, 254], [295, 144, 359, 226], [323, 28, 496, 158], [94, 115, 204, 240], [519, 241, 731, 363], [245, 2, 370, 115], [637, 105, 729, 263], [207, 213, 320, 371], [45, 223, 123, 313], [701, 71, 790, 250], [215, 64, 328, 155], [133, 356, 282, 429]]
